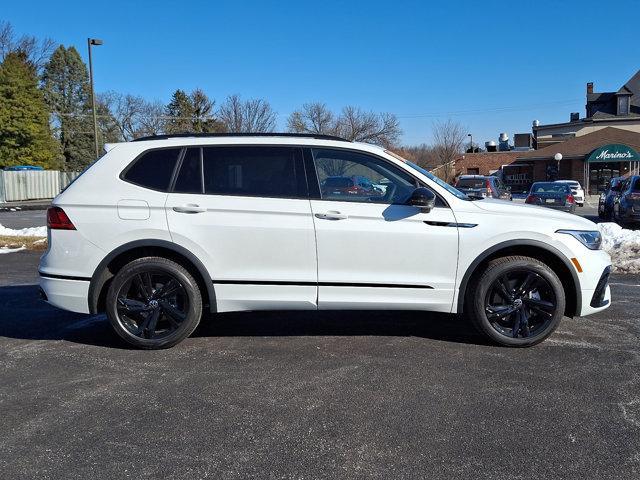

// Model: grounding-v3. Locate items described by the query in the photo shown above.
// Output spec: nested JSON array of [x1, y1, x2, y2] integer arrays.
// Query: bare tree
[[218, 94, 276, 133], [0, 21, 56, 71], [337, 106, 401, 147], [392, 144, 439, 170], [287, 102, 336, 135], [431, 119, 467, 182], [99, 91, 167, 141], [287, 102, 401, 147]]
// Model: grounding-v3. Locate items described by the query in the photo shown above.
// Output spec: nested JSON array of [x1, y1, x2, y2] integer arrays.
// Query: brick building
[[455, 127, 640, 193]]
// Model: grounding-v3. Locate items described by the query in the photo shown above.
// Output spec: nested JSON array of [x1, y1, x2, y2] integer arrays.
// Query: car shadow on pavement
[[0, 284, 489, 348]]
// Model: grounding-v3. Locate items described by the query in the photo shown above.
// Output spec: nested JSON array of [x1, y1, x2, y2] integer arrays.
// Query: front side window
[[312, 148, 416, 204], [122, 148, 181, 191], [202, 146, 304, 198]]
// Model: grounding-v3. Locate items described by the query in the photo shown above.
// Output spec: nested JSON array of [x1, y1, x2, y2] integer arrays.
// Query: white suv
[[556, 180, 585, 206], [39, 134, 612, 349]]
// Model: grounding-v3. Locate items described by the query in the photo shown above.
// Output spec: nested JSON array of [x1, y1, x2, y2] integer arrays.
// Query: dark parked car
[[598, 177, 623, 220], [321, 175, 384, 200], [454, 175, 512, 200], [525, 182, 576, 213], [613, 175, 640, 227]]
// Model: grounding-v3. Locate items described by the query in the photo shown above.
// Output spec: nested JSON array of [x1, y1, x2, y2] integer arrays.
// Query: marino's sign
[[587, 144, 640, 163]]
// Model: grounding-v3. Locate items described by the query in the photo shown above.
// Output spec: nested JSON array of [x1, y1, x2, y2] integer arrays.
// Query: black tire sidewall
[[471, 258, 565, 347], [106, 258, 202, 349]]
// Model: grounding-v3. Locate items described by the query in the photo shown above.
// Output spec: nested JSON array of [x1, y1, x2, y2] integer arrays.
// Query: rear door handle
[[173, 204, 207, 214], [315, 211, 348, 220]]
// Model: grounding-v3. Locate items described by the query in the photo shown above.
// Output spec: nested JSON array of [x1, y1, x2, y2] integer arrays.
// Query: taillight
[[525, 195, 537, 204], [47, 206, 76, 230], [566, 194, 575, 204]]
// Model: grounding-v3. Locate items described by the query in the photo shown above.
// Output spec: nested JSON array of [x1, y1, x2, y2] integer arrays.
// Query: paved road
[[1, 252, 639, 479], [0, 209, 46, 230]]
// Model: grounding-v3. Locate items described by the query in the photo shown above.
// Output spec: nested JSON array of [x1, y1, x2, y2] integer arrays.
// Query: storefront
[[584, 143, 640, 194]]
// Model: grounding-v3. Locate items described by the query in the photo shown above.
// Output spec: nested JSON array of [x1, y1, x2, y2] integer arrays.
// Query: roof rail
[[131, 132, 350, 142]]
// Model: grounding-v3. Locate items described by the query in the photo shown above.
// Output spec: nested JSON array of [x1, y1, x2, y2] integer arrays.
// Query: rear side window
[[202, 146, 305, 198], [122, 148, 181, 191], [174, 148, 203, 194]]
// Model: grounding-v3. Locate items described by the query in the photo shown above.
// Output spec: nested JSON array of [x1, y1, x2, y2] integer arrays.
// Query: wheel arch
[[88, 240, 216, 314], [457, 240, 581, 317]]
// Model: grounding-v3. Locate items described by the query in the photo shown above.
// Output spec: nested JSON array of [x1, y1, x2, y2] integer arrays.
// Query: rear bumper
[[39, 273, 90, 314]]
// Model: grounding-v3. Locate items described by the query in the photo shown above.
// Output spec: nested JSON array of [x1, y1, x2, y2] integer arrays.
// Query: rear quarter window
[[122, 148, 182, 191]]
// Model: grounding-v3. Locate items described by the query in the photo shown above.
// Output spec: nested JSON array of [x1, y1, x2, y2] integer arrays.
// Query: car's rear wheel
[[465, 256, 565, 347], [106, 257, 202, 349]]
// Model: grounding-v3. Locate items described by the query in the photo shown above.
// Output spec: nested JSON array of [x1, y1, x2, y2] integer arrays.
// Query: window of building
[[618, 95, 630, 116], [122, 148, 181, 191], [202, 146, 304, 198]]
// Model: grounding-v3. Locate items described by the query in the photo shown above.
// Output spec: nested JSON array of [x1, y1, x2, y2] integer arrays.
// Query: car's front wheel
[[465, 256, 565, 347], [106, 257, 203, 349]]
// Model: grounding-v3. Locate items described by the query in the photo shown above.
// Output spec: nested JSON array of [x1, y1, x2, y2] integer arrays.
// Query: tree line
[[0, 21, 467, 175]]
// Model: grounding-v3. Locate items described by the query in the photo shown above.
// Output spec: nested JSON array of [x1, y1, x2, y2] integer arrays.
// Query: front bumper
[[575, 249, 612, 317]]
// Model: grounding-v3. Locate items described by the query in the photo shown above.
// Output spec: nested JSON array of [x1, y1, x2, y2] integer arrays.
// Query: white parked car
[[556, 180, 585, 206], [39, 134, 612, 349]]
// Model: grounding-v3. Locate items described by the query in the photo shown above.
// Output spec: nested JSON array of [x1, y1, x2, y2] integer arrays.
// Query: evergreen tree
[[0, 52, 60, 168], [42, 45, 94, 170], [164, 89, 194, 134], [164, 89, 226, 134]]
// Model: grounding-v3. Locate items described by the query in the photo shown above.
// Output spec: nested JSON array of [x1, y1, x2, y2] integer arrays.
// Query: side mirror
[[407, 187, 436, 212]]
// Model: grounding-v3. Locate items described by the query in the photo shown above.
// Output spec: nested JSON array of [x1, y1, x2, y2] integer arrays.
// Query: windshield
[[531, 183, 570, 194], [404, 161, 470, 200], [456, 178, 486, 189]]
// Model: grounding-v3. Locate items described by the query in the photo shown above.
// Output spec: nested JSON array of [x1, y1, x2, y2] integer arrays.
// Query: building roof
[[520, 127, 640, 159]]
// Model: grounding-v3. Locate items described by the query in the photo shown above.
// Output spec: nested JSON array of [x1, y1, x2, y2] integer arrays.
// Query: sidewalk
[[0, 199, 51, 211]]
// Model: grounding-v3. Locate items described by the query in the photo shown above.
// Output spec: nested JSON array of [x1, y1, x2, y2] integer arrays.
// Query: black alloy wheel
[[466, 255, 565, 347], [484, 270, 556, 339], [106, 257, 203, 349]]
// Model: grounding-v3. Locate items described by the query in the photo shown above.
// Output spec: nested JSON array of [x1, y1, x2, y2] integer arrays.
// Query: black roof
[[131, 132, 350, 142]]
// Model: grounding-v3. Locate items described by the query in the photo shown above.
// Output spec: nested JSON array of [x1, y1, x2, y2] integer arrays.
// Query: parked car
[[525, 182, 576, 213], [321, 175, 384, 200], [39, 133, 611, 349], [598, 177, 623, 220], [3, 165, 44, 171], [555, 180, 585, 207], [613, 175, 640, 227], [455, 175, 512, 200]]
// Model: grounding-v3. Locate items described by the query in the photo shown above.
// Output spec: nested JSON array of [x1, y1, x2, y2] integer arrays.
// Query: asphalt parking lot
[[1, 205, 639, 479]]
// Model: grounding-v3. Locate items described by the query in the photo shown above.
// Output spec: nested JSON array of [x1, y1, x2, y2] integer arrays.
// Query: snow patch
[[0, 223, 46, 237], [0, 246, 26, 254], [598, 222, 640, 274]]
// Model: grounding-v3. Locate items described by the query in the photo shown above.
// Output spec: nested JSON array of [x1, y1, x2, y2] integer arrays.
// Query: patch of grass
[[0, 235, 47, 251]]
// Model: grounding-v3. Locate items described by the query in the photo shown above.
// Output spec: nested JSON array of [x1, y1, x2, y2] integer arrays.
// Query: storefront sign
[[587, 144, 640, 163]]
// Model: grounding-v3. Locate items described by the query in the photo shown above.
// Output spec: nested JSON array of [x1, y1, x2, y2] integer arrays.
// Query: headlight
[[557, 230, 602, 250]]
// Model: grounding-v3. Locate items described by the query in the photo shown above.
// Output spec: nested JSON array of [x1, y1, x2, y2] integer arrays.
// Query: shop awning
[[587, 144, 640, 163]]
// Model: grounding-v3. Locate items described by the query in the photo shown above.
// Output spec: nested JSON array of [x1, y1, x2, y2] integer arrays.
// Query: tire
[[106, 257, 203, 349], [465, 256, 565, 347]]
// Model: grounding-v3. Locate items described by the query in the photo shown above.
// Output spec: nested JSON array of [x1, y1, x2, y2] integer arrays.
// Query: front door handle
[[173, 204, 207, 214], [315, 211, 348, 220]]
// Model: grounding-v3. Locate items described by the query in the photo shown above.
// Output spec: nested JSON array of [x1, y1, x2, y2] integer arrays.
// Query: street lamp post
[[468, 133, 473, 153], [554, 153, 563, 180], [87, 38, 103, 159]]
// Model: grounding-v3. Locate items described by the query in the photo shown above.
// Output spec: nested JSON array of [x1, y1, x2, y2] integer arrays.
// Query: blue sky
[[4, 0, 639, 145]]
